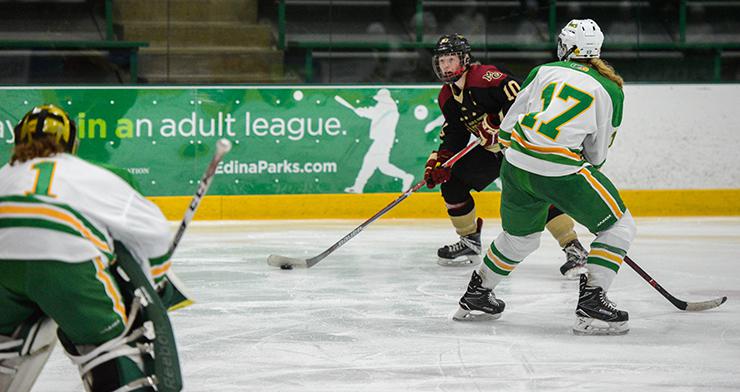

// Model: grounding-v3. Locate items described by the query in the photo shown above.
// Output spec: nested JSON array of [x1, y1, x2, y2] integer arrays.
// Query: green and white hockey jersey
[[0, 153, 171, 280], [499, 61, 624, 176]]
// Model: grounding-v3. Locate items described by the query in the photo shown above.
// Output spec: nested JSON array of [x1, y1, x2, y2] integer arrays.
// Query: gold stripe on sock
[[450, 208, 477, 236]]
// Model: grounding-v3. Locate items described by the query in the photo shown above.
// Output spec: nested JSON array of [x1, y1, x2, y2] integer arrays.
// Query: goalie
[[0, 105, 181, 391]]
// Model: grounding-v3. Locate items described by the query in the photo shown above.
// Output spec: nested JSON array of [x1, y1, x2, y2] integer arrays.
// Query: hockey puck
[[280, 264, 293, 270]]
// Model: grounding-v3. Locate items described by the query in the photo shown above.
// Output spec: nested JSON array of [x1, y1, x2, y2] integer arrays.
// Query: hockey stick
[[160, 138, 231, 310], [334, 95, 356, 111], [267, 140, 480, 269], [624, 256, 727, 311], [168, 138, 232, 256]]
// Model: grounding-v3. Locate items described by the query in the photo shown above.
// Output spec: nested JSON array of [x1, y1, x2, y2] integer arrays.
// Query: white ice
[[35, 217, 740, 391]]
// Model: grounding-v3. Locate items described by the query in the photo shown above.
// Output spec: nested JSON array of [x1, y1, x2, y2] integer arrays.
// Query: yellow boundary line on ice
[[150, 189, 740, 221]]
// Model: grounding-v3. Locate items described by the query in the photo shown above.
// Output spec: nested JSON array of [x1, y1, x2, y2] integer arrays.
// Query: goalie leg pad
[[58, 295, 158, 392], [0, 316, 57, 392], [112, 241, 182, 392]]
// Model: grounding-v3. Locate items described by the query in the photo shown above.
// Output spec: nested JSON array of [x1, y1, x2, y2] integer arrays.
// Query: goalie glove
[[424, 149, 453, 189], [472, 113, 502, 153]]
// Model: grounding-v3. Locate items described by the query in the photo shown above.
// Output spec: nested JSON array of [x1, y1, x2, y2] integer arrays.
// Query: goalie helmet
[[14, 104, 78, 154], [557, 19, 604, 61], [433, 34, 472, 83]]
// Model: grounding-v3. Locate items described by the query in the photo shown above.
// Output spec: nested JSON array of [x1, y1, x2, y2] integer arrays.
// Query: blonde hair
[[587, 58, 624, 88], [10, 138, 65, 165]]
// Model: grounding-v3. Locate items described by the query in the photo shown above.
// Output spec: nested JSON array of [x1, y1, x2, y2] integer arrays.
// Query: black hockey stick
[[161, 138, 231, 310], [624, 256, 727, 311], [267, 140, 480, 269], [106, 140, 232, 391], [168, 138, 232, 256]]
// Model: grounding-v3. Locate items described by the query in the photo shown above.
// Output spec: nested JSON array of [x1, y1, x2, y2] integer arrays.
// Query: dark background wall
[[1, 0, 738, 84]]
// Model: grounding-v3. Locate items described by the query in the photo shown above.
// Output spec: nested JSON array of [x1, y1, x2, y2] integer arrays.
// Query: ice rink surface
[[36, 217, 740, 391]]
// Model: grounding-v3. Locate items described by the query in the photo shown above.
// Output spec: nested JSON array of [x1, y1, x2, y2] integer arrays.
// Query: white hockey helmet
[[557, 19, 604, 61]]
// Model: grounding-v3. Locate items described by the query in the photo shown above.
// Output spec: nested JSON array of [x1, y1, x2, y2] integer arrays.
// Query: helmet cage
[[433, 34, 472, 83], [433, 51, 470, 83]]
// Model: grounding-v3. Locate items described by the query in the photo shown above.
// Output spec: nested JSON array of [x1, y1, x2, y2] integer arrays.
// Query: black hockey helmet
[[14, 104, 78, 154], [432, 34, 472, 83]]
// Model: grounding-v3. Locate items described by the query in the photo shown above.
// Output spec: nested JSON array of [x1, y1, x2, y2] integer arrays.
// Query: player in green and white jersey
[[0, 104, 178, 391], [452, 19, 637, 336]]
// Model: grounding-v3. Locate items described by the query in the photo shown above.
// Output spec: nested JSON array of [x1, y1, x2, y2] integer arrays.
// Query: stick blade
[[267, 254, 308, 269], [683, 296, 728, 311]]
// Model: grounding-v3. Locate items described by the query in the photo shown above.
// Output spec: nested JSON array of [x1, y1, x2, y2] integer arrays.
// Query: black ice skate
[[437, 218, 482, 266], [453, 270, 505, 321], [560, 239, 588, 279], [573, 275, 629, 335]]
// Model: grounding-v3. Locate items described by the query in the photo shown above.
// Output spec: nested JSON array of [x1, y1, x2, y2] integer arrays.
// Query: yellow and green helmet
[[14, 104, 78, 153]]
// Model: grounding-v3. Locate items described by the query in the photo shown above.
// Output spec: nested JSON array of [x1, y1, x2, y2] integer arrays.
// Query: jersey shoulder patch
[[466, 64, 508, 88]]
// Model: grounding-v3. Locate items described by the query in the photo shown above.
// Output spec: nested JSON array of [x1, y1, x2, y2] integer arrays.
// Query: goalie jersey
[[0, 153, 171, 282], [499, 61, 624, 176]]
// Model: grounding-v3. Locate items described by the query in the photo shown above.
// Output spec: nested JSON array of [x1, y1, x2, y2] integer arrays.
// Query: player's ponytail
[[589, 58, 624, 89]]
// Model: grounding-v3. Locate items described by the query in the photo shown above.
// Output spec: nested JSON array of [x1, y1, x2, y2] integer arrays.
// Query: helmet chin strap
[[449, 69, 470, 88], [560, 45, 577, 61], [447, 68, 465, 83]]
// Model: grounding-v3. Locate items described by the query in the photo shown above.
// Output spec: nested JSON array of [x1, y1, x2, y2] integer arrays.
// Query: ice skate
[[560, 239, 588, 279], [437, 218, 482, 266], [573, 275, 629, 335], [453, 271, 505, 321]]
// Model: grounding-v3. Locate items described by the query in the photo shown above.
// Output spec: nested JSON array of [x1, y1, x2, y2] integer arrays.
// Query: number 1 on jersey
[[27, 161, 58, 197]]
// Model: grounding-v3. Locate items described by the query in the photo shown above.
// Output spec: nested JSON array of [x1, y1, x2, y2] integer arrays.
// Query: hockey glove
[[472, 113, 502, 153], [424, 149, 453, 189]]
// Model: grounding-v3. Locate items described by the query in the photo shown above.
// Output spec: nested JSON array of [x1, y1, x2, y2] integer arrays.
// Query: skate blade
[[563, 266, 588, 280], [437, 255, 479, 267], [452, 307, 502, 321], [572, 316, 629, 336]]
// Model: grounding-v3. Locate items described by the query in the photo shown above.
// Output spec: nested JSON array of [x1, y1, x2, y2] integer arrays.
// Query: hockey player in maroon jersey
[[425, 33, 587, 277]]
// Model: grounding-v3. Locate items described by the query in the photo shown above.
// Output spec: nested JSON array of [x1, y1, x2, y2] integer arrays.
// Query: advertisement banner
[[0, 86, 499, 196]]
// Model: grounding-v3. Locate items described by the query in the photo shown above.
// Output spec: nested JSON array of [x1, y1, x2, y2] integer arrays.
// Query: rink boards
[[150, 188, 740, 220], [0, 84, 738, 218]]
